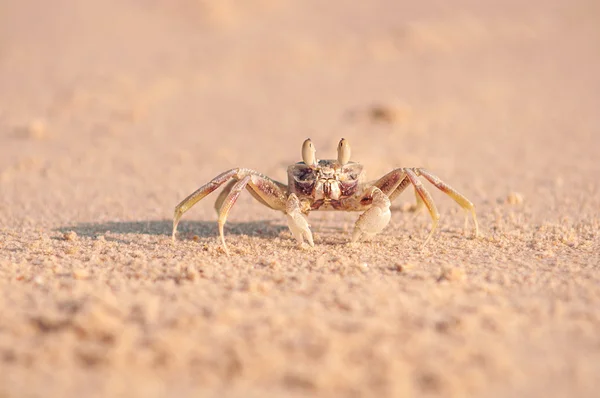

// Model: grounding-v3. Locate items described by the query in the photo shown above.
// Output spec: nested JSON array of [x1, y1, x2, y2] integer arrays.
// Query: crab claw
[[352, 187, 391, 243], [286, 193, 314, 247]]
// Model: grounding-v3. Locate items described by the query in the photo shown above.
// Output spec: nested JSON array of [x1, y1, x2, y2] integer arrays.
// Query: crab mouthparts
[[323, 180, 333, 197], [315, 178, 341, 201]]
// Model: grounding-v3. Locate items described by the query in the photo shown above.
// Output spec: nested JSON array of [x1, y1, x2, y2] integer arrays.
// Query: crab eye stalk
[[337, 138, 351, 165], [302, 138, 317, 167]]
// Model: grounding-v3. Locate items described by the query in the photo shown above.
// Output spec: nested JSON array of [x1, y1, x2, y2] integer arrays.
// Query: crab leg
[[372, 167, 478, 245], [173, 169, 238, 240], [404, 169, 440, 247], [217, 176, 252, 255], [372, 169, 407, 196], [387, 175, 411, 202], [216, 176, 290, 253], [214, 179, 287, 213], [415, 168, 479, 237], [213, 180, 238, 214], [172, 168, 287, 242], [372, 171, 423, 212]]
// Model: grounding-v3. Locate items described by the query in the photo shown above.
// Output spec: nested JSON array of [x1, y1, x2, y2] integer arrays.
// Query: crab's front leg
[[285, 193, 314, 247], [351, 187, 392, 243]]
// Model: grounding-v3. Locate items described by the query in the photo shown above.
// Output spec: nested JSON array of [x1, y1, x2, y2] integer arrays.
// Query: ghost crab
[[172, 138, 479, 254]]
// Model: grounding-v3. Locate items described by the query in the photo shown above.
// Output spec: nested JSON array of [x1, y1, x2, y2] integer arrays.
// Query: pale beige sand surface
[[1, 1, 599, 397]]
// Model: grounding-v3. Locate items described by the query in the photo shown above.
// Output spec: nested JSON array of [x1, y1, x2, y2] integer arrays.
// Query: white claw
[[337, 138, 351, 166], [352, 188, 391, 243], [302, 138, 317, 167], [287, 212, 314, 247], [286, 194, 314, 247]]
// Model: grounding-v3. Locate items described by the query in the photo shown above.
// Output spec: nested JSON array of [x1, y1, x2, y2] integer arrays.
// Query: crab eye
[[337, 138, 351, 165], [302, 138, 317, 167]]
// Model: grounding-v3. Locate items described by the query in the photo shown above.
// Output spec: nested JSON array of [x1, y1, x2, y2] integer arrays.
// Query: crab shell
[[288, 160, 365, 211]]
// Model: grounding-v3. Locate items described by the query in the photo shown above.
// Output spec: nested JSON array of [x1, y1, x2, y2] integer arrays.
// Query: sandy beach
[[1, 1, 599, 396]]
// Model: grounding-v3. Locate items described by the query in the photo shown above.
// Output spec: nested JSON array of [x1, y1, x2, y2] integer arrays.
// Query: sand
[[1, 0, 599, 397]]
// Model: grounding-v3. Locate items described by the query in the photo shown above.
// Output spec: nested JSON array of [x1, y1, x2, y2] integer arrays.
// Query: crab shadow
[[57, 219, 287, 240]]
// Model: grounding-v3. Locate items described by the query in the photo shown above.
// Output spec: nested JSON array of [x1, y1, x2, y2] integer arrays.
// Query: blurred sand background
[[1, 0, 599, 397]]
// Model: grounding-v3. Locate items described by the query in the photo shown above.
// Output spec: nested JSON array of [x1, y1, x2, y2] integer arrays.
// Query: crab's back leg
[[216, 175, 289, 253], [415, 168, 479, 237], [214, 180, 238, 214], [371, 169, 407, 196], [217, 175, 252, 255], [405, 169, 440, 247], [173, 168, 287, 241], [371, 170, 424, 212], [387, 174, 411, 202], [215, 178, 287, 214], [173, 169, 239, 240], [219, 181, 313, 248], [245, 178, 287, 211]]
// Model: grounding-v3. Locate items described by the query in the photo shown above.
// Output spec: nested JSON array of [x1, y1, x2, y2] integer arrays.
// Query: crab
[[172, 138, 479, 254]]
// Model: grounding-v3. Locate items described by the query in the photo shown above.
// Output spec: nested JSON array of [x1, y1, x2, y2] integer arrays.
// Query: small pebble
[[184, 267, 199, 281], [395, 263, 415, 272], [357, 262, 369, 272], [506, 192, 524, 205], [16, 119, 48, 140], [73, 269, 90, 280], [438, 266, 466, 282], [63, 231, 78, 241], [367, 103, 412, 125]]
